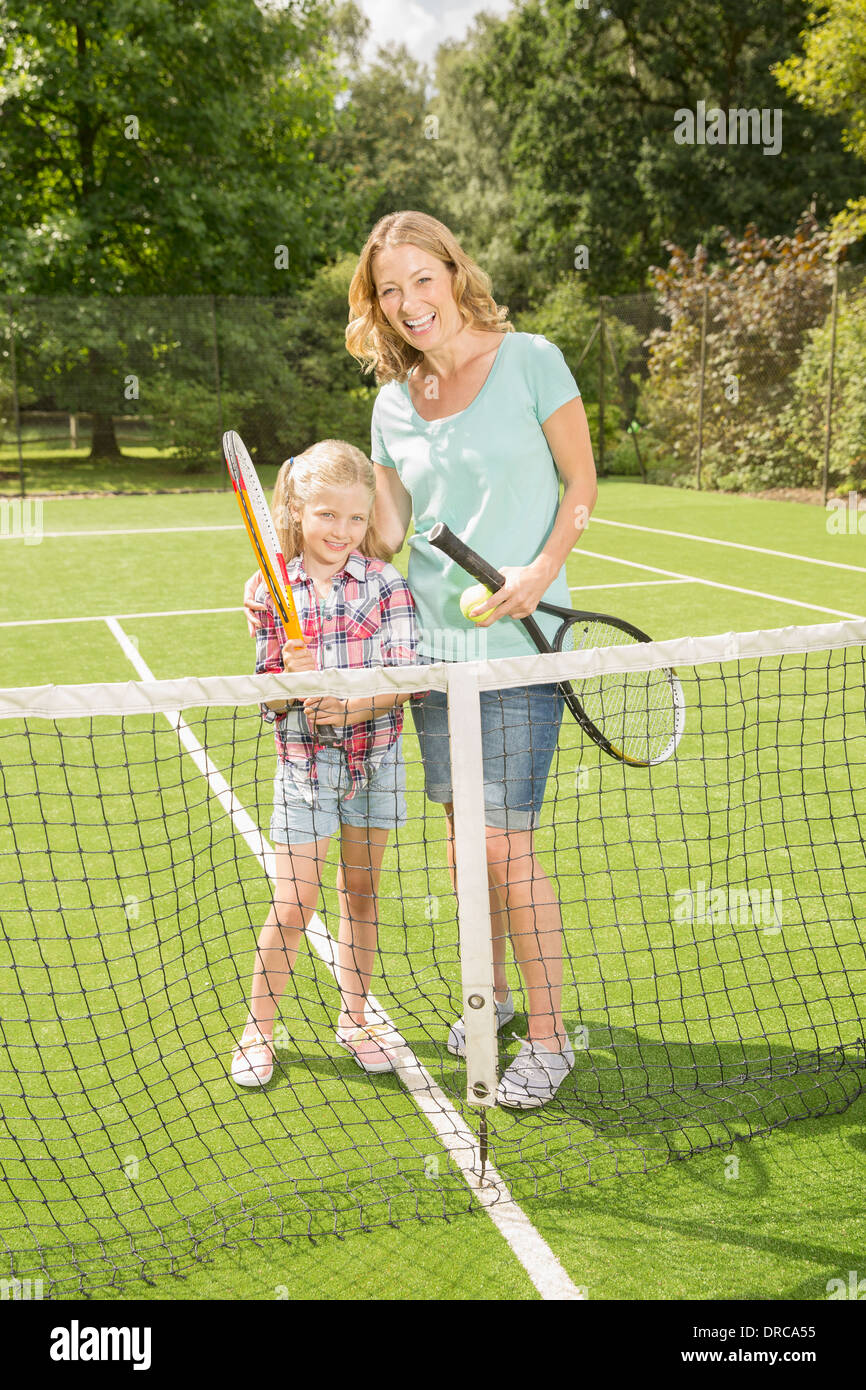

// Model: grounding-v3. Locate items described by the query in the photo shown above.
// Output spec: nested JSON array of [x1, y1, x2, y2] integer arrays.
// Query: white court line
[[569, 579, 689, 592], [577, 548, 865, 621], [104, 615, 584, 1302], [5, 547, 858, 631], [0, 524, 244, 541], [0, 606, 240, 629], [591, 517, 866, 575]]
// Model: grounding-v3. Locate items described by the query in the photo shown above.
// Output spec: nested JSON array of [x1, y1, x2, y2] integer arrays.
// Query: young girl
[[231, 440, 420, 1086]]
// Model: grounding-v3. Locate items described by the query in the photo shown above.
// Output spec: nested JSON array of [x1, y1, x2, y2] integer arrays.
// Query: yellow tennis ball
[[460, 583, 493, 622]]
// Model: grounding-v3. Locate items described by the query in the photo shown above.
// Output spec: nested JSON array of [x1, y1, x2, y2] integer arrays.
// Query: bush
[[515, 276, 644, 470], [781, 283, 866, 492], [641, 217, 838, 490], [148, 380, 252, 474]]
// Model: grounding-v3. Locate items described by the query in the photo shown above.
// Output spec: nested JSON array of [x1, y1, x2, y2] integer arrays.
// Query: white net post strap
[[445, 662, 498, 1107]]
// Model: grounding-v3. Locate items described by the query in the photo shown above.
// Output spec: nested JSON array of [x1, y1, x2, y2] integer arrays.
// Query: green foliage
[[774, 0, 866, 161], [324, 43, 455, 236], [0, 373, 14, 449], [774, 0, 866, 263], [454, 0, 864, 297], [640, 218, 838, 489], [781, 280, 866, 491], [277, 255, 377, 451], [145, 380, 239, 474], [0, 0, 349, 295]]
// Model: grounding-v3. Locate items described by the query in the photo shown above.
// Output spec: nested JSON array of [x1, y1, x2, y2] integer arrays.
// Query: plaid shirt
[[256, 550, 421, 799]]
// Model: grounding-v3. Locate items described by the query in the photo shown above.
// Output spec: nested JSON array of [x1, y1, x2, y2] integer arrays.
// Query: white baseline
[[577, 548, 864, 621], [591, 517, 866, 576]]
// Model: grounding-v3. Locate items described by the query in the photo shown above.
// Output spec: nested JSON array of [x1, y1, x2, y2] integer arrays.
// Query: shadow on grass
[[4, 1012, 863, 1298]]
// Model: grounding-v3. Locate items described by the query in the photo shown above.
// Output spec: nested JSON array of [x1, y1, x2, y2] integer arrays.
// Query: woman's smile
[[403, 310, 436, 337]]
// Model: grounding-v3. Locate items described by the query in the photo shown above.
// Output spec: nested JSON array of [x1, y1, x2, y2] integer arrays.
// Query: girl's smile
[[295, 483, 371, 579]]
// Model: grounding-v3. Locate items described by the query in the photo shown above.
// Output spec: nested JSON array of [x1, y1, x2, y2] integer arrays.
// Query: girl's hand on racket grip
[[281, 639, 316, 672], [303, 695, 349, 731], [243, 570, 267, 636], [471, 558, 555, 625]]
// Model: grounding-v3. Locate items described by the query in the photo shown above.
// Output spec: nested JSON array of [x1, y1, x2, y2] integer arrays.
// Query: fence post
[[821, 264, 839, 506], [210, 294, 226, 485], [7, 300, 26, 499], [695, 285, 708, 491], [598, 297, 605, 475], [605, 325, 646, 482]]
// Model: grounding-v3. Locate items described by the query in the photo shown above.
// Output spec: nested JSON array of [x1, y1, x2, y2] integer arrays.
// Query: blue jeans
[[270, 743, 406, 846], [410, 684, 563, 831]]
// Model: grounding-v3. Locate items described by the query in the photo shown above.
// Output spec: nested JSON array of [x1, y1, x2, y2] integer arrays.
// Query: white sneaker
[[231, 1031, 276, 1087], [496, 1038, 575, 1109], [447, 992, 516, 1058]]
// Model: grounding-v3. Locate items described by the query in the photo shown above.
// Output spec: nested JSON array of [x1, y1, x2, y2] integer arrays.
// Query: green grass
[[0, 447, 228, 496], [0, 480, 864, 1299], [0, 442, 285, 496]]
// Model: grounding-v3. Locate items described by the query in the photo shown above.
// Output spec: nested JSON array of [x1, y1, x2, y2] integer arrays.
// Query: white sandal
[[335, 1023, 398, 1074], [231, 1031, 276, 1087]]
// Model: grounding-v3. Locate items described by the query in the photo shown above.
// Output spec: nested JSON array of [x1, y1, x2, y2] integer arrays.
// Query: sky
[[356, 0, 514, 68]]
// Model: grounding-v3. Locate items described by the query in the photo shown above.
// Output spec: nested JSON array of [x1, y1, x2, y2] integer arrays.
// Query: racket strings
[[557, 619, 680, 763]]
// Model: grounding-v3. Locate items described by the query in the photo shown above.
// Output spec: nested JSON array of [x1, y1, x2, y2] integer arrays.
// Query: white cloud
[[358, 0, 514, 69]]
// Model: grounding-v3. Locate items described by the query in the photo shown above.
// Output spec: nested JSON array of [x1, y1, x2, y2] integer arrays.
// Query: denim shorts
[[270, 743, 407, 846], [410, 684, 563, 832]]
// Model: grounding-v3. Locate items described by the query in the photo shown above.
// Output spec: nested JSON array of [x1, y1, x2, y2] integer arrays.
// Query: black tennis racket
[[428, 521, 685, 767]]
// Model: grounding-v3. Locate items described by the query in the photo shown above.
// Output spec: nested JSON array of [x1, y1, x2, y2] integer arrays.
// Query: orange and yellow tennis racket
[[223, 430, 304, 642]]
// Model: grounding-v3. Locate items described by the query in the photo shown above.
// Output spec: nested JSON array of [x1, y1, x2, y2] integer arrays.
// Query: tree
[[321, 39, 456, 237], [457, 0, 865, 296], [783, 280, 866, 492], [0, 0, 349, 295], [774, 0, 866, 253], [0, 0, 351, 455], [641, 217, 837, 489]]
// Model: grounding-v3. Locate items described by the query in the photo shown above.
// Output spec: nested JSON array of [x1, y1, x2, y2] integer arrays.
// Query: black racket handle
[[428, 520, 622, 757], [429, 521, 509, 593], [429, 521, 553, 652]]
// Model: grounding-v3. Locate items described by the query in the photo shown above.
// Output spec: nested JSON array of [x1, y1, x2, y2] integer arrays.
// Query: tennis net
[[0, 618, 864, 1293]]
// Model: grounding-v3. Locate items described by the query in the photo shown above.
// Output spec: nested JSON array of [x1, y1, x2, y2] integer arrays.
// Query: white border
[[446, 662, 499, 1105]]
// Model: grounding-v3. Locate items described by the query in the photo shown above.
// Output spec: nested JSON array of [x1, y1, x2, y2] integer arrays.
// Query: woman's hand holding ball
[[459, 558, 552, 626], [459, 583, 494, 623]]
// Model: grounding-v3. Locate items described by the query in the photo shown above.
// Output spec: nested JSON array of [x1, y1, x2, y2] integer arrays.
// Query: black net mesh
[[0, 633, 864, 1294]]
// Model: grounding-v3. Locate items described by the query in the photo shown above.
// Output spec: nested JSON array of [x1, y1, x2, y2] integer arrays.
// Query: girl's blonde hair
[[272, 440, 392, 563], [345, 210, 512, 385]]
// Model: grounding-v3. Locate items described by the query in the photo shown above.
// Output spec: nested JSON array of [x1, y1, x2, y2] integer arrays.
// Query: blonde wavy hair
[[272, 440, 391, 563], [345, 211, 512, 385]]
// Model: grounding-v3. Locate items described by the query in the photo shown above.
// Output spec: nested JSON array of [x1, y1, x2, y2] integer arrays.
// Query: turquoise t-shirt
[[370, 331, 581, 660]]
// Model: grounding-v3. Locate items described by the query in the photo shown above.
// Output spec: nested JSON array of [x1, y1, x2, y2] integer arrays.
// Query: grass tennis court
[[1, 479, 865, 1301]]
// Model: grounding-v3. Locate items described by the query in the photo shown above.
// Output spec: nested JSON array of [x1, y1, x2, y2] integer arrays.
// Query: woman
[[249, 210, 597, 1108]]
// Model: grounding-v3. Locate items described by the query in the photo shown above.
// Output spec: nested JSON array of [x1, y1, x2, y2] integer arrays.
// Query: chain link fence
[[594, 261, 866, 499], [0, 295, 377, 496], [2, 274, 864, 498]]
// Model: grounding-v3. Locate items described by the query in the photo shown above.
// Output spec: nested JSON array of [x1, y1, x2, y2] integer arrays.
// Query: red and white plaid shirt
[[256, 550, 422, 799]]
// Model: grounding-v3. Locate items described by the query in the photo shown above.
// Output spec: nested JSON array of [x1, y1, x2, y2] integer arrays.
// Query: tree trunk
[[89, 412, 121, 459]]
